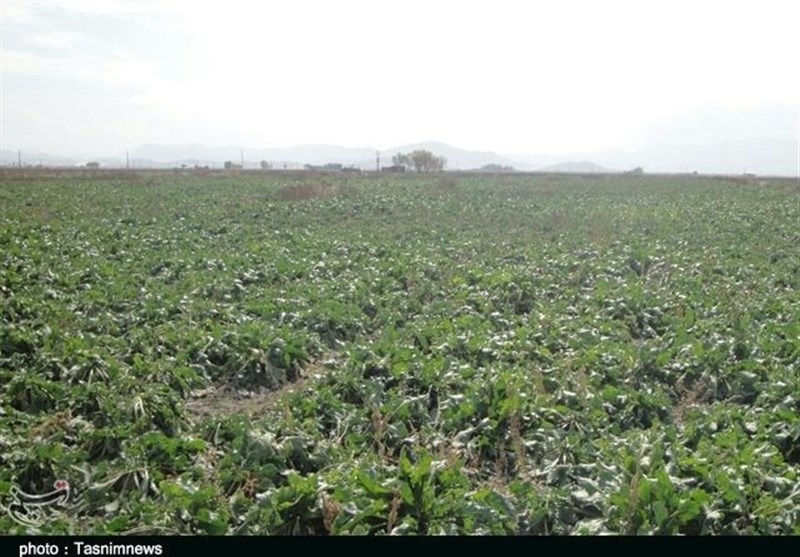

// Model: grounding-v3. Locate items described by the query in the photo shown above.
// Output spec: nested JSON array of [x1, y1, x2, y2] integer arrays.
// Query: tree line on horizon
[[391, 150, 446, 172]]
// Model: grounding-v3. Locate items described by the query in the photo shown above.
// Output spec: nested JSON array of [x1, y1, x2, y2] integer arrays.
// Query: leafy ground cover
[[1, 171, 798, 534]]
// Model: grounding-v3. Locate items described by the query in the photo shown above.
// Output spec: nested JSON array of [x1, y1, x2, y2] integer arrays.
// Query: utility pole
[[126, 151, 130, 170], [18, 150, 22, 168], [240, 150, 244, 169], [376, 151, 380, 172]]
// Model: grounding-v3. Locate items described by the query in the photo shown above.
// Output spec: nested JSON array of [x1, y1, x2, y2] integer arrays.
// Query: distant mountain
[[127, 141, 523, 171], [506, 138, 797, 176], [131, 143, 240, 163], [508, 148, 632, 170], [130, 143, 375, 167], [262, 144, 375, 165], [622, 137, 797, 176], [1, 149, 79, 167], [536, 161, 614, 173], [3, 136, 797, 176]]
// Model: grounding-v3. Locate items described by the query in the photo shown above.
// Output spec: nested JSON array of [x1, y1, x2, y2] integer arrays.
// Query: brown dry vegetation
[[274, 182, 347, 201], [185, 363, 328, 421]]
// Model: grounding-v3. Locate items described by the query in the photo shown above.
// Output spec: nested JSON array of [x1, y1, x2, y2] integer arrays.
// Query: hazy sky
[[1, 0, 798, 157]]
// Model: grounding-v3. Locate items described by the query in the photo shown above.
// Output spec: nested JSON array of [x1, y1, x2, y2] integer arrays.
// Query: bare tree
[[392, 153, 410, 168], [393, 150, 446, 172]]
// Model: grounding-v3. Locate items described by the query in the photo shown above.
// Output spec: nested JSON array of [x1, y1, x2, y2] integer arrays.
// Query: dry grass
[[370, 405, 387, 458], [386, 490, 403, 533], [321, 492, 342, 534], [275, 183, 345, 202], [436, 176, 458, 193], [672, 376, 711, 425]]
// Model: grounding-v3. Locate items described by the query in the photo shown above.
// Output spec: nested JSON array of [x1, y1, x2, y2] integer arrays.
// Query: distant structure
[[478, 163, 515, 172], [381, 165, 406, 173], [304, 163, 344, 171], [300, 163, 360, 172]]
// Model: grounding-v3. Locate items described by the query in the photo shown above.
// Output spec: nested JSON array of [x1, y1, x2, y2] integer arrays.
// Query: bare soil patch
[[186, 363, 329, 420], [275, 183, 346, 201]]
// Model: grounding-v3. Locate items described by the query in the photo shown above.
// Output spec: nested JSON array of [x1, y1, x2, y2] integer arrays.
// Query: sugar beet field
[[1, 171, 798, 535]]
